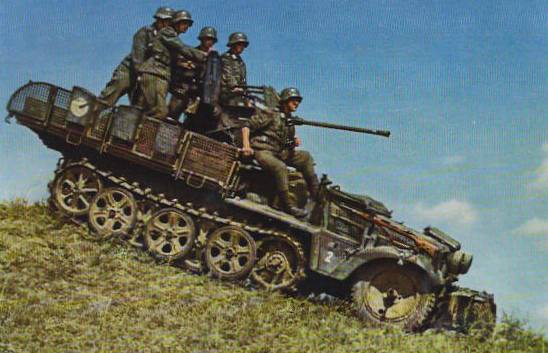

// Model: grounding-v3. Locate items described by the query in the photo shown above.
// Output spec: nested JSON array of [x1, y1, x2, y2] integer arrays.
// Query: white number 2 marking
[[324, 251, 334, 263]]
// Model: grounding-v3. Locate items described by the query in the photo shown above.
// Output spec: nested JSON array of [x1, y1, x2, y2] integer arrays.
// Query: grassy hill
[[0, 200, 545, 353]]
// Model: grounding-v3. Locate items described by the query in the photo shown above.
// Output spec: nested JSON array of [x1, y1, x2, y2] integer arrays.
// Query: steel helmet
[[198, 26, 218, 43], [153, 7, 175, 20], [227, 32, 249, 47], [279, 87, 303, 102], [172, 10, 193, 26]]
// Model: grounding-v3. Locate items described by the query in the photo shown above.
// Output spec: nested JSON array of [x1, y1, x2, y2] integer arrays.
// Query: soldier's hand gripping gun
[[284, 115, 391, 138]]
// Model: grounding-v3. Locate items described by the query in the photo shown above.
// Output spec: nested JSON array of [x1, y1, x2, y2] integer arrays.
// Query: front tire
[[351, 262, 436, 331]]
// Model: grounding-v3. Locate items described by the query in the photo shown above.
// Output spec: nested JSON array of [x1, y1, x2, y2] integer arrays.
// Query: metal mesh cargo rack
[[175, 132, 240, 195]]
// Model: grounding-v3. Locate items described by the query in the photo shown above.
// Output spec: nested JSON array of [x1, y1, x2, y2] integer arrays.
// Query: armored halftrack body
[[6, 76, 495, 332]]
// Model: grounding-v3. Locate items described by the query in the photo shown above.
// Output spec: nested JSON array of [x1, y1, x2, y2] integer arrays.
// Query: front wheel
[[351, 262, 436, 332]]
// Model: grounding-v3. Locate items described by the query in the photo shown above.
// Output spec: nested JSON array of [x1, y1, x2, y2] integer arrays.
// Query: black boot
[[280, 190, 308, 219]]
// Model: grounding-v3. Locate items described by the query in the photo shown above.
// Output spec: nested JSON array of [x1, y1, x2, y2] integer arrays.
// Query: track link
[[48, 157, 306, 290]]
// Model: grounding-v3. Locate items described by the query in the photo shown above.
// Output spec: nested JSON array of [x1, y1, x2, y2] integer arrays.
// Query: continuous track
[[47, 157, 306, 291]]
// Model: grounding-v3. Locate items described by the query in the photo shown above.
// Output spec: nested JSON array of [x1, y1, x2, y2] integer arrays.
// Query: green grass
[[0, 200, 545, 353]]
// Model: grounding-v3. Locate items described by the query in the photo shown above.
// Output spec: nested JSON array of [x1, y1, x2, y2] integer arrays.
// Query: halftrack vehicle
[[6, 71, 495, 332]]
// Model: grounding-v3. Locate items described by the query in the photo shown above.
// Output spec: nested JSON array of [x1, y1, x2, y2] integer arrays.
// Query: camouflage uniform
[[219, 33, 249, 107], [220, 51, 247, 106], [245, 109, 319, 206], [138, 26, 206, 120], [100, 7, 173, 106]]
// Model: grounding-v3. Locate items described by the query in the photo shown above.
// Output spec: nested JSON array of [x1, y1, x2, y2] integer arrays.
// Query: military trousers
[[100, 63, 132, 106], [254, 149, 319, 198], [139, 73, 169, 120]]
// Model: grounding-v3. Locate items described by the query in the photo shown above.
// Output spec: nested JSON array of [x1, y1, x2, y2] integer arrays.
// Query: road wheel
[[88, 187, 137, 239], [144, 208, 197, 261], [351, 262, 436, 331], [251, 236, 305, 291], [205, 226, 256, 280], [52, 165, 103, 217]]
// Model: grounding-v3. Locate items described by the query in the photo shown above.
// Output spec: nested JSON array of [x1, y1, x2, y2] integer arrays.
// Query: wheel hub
[[165, 230, 175, 241], [225, 247, 236, 259], [266, 251, 288, 274], [383, 288, 401, 308], [73, 183, 82, 193]]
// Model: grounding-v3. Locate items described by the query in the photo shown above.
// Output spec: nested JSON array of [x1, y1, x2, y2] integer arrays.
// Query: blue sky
[[1, 0, 547, 332]]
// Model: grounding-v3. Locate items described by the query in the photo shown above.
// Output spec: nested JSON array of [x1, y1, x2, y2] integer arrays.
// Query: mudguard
[[311, 230, 445, 286]]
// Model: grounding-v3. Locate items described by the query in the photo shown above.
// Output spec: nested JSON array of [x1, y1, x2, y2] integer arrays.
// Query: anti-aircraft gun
[[238, 84, 391, 137], [232, 84, 391, 143], [5, 63, 495, 332]]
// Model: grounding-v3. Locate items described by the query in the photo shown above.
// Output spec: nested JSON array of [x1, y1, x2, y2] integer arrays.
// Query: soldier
[[241, 88, 319, 218], [168, 26, 217, 121], [220, 32, 249, 107], [137, 10, 207, 120], [99, 7, 174, 106]]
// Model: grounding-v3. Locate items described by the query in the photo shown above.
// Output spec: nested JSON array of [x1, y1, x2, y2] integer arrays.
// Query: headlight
[[447, 250, 473, 274]]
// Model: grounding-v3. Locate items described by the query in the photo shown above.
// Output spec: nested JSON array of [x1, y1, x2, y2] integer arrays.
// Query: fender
[[329, 246, 446, 286]]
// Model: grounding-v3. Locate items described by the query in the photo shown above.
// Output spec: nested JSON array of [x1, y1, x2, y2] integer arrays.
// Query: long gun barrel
[[288, 116, 390, 138], [234, 85, 391, 138]]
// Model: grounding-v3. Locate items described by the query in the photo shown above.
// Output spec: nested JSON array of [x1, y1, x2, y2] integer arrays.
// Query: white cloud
[[531, 143, 548, 192], [441, 155, 465, 166], [541, 304, 548, 321], [531, 159, 548, 191], [410, 199, 478, 227], [513, 218, 548, 237]]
